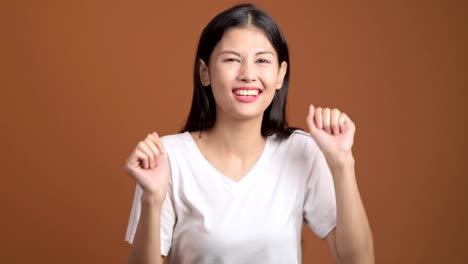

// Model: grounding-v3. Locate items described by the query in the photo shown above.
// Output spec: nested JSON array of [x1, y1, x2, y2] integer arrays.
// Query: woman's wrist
[[141, 192, 165, 208], [326, 151, 355, 172]]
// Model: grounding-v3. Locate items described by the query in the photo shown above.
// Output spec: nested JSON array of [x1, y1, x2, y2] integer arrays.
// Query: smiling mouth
[[231, 87, 262, 103], [232, 88, 262, 96]]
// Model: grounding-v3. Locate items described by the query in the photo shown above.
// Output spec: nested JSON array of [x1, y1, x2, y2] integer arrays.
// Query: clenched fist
[[124, 132, 170, 204], [306, 105, 356, 169]]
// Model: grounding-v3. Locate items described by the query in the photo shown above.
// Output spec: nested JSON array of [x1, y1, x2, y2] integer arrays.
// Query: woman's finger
[[314, 107, 323, 129], [134, 149, 149, 170], [322, 108, 331, 134], [331, 108, 341, 135], [149, 132, 165, 155], [137, 141, 155, 169], [144, 137, 160, 168], [338, 112, 347, 133]]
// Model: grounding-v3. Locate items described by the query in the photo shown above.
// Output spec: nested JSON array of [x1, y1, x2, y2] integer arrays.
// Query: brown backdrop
[[1, 0, 467, 263]]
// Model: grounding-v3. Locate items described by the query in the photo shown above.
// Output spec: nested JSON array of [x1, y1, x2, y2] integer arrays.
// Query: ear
[[199, 59, 210, 86], [276, 61, 288, 90]]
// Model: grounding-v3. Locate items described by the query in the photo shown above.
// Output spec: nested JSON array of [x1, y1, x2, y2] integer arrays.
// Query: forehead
[[213, 26, 276, 55]]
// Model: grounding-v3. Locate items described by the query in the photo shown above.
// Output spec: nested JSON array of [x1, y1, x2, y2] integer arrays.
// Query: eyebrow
[[219, 50, 275, 56]]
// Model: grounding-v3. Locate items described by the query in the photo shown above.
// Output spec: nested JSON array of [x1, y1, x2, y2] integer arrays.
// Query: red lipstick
[[232, 87, 262, 103]]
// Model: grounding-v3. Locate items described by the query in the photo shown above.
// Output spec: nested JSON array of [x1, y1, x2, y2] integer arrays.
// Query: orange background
[[1, 0, 467, 263]]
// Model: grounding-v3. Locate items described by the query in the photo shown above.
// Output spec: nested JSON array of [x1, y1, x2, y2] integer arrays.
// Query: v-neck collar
[[183, 131, 273, 190]]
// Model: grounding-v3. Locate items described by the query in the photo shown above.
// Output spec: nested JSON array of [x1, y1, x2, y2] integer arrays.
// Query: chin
[[230, 109, 266, 122]]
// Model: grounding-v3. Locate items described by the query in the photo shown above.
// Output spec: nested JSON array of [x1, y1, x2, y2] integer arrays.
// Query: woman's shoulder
[[274, 129, 321, 157], [159, 131, 192, 148], [281, 129, 319, 148]]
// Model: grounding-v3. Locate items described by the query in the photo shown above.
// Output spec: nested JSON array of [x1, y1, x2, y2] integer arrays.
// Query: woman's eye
[[257, 58, 270, 64], [224, 58, 240, 62]]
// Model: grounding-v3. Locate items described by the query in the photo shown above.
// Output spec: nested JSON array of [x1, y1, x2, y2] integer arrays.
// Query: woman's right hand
[[124, 132, 170, 204]]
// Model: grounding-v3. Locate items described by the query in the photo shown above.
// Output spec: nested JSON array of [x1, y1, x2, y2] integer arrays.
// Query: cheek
[[209, 68, 234, 103], [259, 69, 280, 88], [210, 66, 236, 88]]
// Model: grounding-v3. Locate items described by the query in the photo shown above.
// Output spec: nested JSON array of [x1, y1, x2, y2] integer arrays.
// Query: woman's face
[[200, 26, 287, 122]]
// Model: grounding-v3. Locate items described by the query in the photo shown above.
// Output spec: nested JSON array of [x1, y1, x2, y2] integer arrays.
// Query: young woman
[[124, 3, 373, 264]]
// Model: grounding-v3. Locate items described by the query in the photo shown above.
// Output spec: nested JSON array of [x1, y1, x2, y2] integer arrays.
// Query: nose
[[238, 61, 257, 83]]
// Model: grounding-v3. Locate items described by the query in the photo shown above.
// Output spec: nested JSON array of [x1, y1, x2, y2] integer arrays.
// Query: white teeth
[[234, 90, 259, 96]]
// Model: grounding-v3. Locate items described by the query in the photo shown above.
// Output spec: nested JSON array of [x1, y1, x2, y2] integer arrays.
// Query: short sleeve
[[303, 149, 337, 239], [124, 183, 176, 256]]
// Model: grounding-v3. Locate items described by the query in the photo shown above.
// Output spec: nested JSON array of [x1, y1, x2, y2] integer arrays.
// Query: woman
[[124, 3, 374, 264]]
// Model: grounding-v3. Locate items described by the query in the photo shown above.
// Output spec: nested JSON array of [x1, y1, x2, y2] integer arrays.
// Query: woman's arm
[[124, 132, 170, 264], [306, 105, 374, 263], [325, 157, 374, 264], [126, 194, 166, 264]]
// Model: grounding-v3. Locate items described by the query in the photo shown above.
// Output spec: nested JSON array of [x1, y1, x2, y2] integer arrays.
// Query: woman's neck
[[200, 114, 266, 158]]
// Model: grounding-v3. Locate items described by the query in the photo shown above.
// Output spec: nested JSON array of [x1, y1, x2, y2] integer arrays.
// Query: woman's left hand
[[306, 104, 356, 168]]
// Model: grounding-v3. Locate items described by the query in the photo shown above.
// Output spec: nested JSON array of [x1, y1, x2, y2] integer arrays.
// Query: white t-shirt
[[125, 130, 336, 264]]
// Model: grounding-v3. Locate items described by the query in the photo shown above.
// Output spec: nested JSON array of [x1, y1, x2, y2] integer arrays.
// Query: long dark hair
[[181, 3, 298, 140]]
